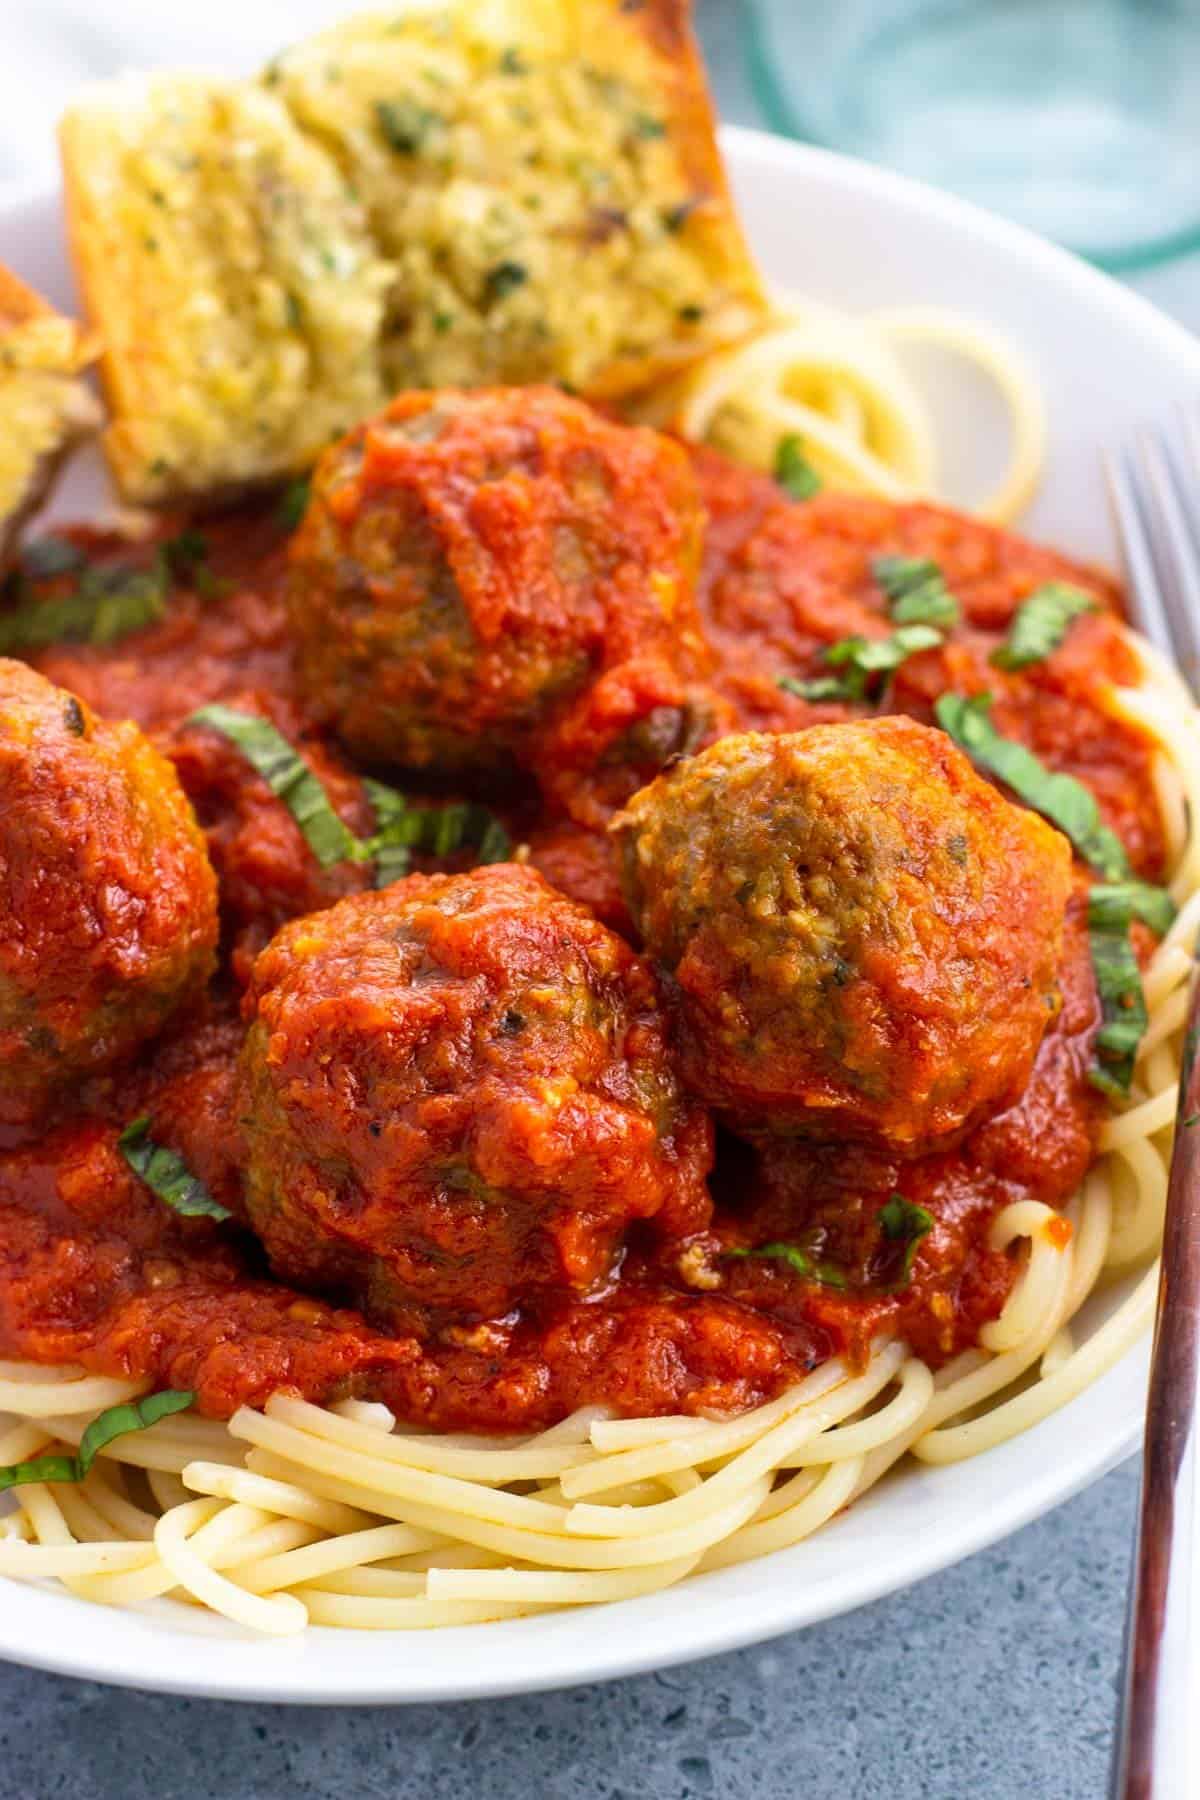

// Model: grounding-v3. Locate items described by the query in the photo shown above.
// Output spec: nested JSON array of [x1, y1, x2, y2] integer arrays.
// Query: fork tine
[[1104, 446, 1176, 660], [1136, 425, 1200, 696], [1185, 409, 1200, 498]]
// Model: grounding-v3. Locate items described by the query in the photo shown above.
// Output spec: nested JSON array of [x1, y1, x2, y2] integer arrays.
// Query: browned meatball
[[613, 718, 1073, 1153], [0, 659, 217, 1126], [286, 386, 708, 784], [237, 864, 712, 1331]]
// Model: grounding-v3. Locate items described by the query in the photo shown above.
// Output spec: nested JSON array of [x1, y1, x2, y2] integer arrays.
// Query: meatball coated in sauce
[[614, 718, 1073, 1154], [237, 864, 713, 1333], [0, 659, 217, 1128], [286, 386, 710, 785]]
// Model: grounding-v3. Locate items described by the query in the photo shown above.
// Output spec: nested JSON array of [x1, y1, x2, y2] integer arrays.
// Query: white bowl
[[2, 124, 1197, 1705]]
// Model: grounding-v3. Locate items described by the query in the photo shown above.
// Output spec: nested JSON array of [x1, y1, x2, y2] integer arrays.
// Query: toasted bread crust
[[271, 0, 766, 402], [58, 4, 765, 504], [60, 76, 394, 505], [0, 263, 99, 563]]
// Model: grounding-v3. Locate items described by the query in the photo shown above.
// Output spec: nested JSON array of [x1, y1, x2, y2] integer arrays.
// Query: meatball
[[237, 864, 712, 1331], [613, 718, 1073, 1153], [286, 386, 708, 783], [0, 659, 218, 1126]]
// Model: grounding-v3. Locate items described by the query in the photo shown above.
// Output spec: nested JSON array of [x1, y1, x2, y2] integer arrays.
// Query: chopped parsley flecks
[[375, 98, 441, 155], [482, 261, 529, 307]]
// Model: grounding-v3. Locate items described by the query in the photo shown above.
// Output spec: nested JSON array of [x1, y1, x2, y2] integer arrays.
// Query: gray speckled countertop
[[0, 1464, 1137, 1799], [3, 5, 1191, 1795]]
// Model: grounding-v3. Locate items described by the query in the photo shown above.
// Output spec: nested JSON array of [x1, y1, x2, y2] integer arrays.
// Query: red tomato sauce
[[0, 459, 1162, 1431]]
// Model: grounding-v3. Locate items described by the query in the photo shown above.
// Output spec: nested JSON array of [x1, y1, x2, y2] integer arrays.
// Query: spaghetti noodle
[[667, 295, 1047, 525]]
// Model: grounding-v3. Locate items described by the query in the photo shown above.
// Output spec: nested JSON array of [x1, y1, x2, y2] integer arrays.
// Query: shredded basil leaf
[[0, 1390, 195, 1493], [1087, 881, 1176, 937], [118, 1116, 232, 1221], [187, 705, 360, 869], [1087, 926, 1149, 1097], [362, 779, 512, 889], [877, 1195, 934, 1289], [991, 582, 1098, 671], [778, 673, 854, 703], [779, 624, 942, 705], [18, 534, 87, 580], [725, 1242, 848, 1290], [872, 556, 960, 629], [0, 559, 168, 654], [276, 478, 311, 532], [164, 527, 207, 572], [773, 434, 821, 502], [163, 527, 220, 598], [784, 630, 942, 705], [827, 623, 943, 677], [934, 691, 1131, 879], [186, 710, 511, 885]]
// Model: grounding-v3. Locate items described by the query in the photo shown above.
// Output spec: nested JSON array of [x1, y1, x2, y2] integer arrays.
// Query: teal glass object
[[744, 0, 1200, 270]]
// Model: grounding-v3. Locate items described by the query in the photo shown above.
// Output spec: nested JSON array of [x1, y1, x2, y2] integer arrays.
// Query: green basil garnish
[[188, 707, 510, 884], [773, 434, 821, 502], [187, 705, 360, 869], [276, 478, 311, 532], [725, 1241, 848, 1290], [826, 623, 943, 681], [778, 673, 853, 704], [1088, 881, 1176, 937], [991, 582, 1097, 672], [781, 623, 942, 704], [163, 527, 207, 570], [0, 560, 168, 654], [163, 527, 221, 598], [17, 534, 87, 580], [934, 691, 1131, 879], [118, 1116, 232, 1221], [877, 1195, 934, 1289], [1087, 925, 1150, 1097], [0, 1390, 195, 1493], [363, 779, 512, 889], [872, 555, 960, 629]]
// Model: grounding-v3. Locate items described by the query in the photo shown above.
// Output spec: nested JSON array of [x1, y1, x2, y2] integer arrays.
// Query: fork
[[1104, 422, 1200, 1799]]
